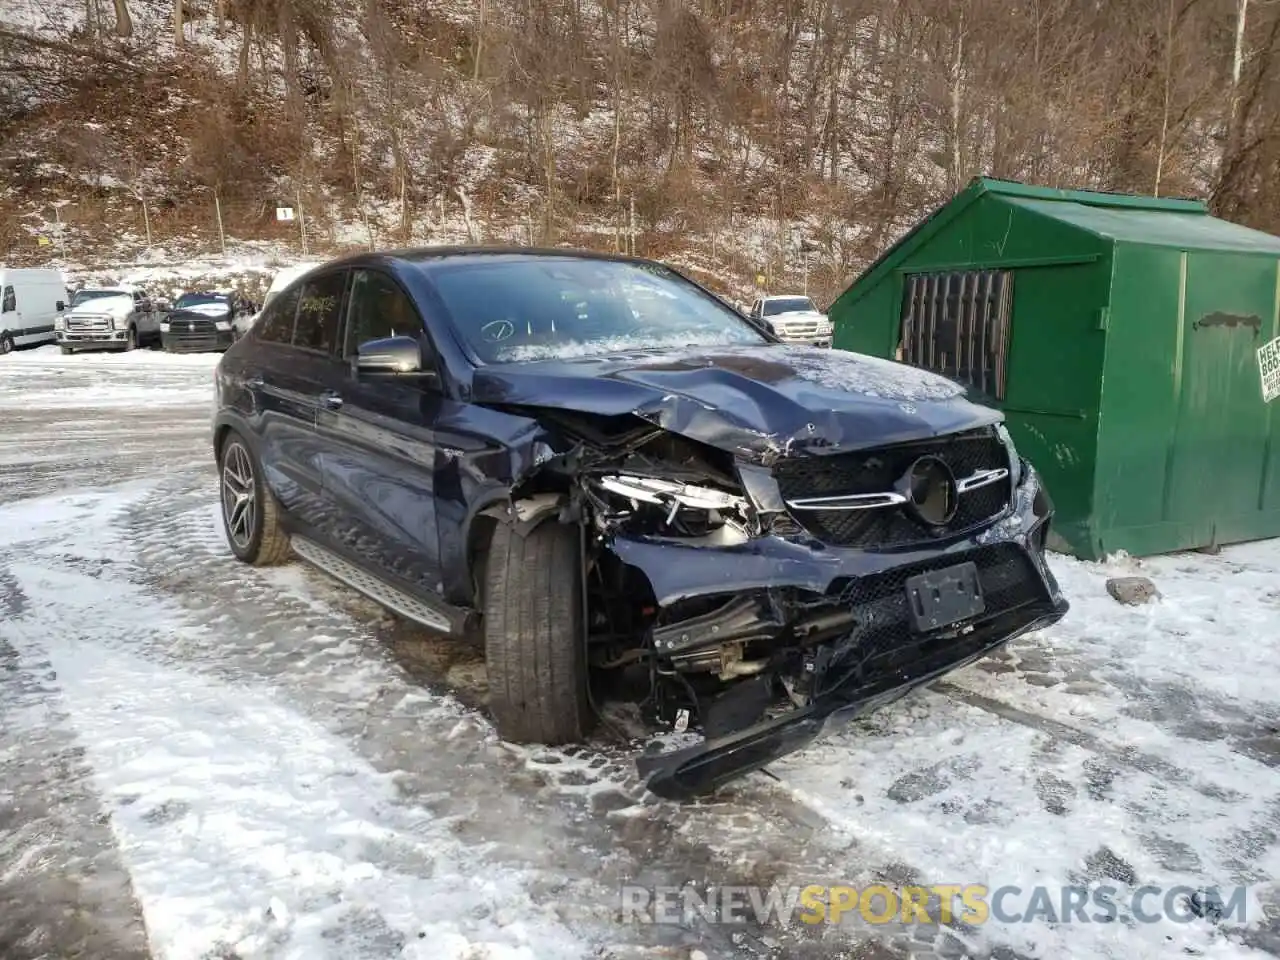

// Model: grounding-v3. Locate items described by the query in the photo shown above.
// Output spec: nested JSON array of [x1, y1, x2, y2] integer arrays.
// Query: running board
[[291, 536, 470, 636]]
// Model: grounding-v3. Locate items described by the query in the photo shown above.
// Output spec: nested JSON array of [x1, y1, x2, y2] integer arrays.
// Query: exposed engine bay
[[492, 404, 1067, 798]]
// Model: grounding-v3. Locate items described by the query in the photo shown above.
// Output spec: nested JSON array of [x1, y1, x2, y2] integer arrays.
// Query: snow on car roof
[[265, 262, 324, 294], [79, 285, 140, 294]]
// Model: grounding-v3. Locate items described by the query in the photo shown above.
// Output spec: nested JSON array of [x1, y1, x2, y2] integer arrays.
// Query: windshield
[[71, 289, 128, 307], [175, 293, 228, 309], [431, 258, 768, 363], [762, 297, 816, 316]]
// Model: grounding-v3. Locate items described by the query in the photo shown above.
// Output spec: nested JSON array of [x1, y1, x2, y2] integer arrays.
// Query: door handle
[[318, 391, 344, 410], [245, 375, 264, 389]]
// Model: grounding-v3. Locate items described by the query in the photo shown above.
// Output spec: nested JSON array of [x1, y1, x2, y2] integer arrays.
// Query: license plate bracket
[[905, 561, 985, 632]]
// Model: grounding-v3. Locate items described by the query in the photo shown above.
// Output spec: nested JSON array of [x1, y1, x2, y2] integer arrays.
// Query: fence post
[[297, 186, 309, 256], [214, 190, 226, 256]]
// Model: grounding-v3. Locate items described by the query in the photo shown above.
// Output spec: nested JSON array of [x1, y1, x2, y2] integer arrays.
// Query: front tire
[[0, 333, 13, 354], [482, 520, 593, 745], [219, 431, 291, 565], [123, 326, 137, 351], [59, 345, 73, 355]]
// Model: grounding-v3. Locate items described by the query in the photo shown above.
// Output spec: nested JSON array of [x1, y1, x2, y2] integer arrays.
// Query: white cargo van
[[0, 268, 67, 354]]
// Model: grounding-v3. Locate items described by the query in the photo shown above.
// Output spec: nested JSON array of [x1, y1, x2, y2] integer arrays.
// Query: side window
[[899, 269, 1013, 400], [254, 286, 301, 344], [1, 286, 14, 312], [294, 271, 347, 354], [343, 270, 422, 358]]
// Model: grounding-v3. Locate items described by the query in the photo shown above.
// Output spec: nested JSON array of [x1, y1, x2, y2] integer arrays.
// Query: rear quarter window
[[294, 272, 347, 355], [254, 287, 301, 344]]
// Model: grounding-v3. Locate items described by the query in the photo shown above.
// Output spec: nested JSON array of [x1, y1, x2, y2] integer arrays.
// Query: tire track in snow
[[933, 681, 1243, 802], [110, 467, 973, 959], [0, 406, 210, 503], [0, 568, 152, 960], [0, 553, 593, 960]]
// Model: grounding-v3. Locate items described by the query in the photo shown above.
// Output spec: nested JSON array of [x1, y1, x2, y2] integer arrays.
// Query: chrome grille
[[66, 315, 112, 332], [169, 317, 218, 335], [773, 427, 1012, 548], [773, 318, 823, 339]]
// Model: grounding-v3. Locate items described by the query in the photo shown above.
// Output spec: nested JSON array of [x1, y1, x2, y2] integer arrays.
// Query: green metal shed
[[829, 176, 1280, 560]]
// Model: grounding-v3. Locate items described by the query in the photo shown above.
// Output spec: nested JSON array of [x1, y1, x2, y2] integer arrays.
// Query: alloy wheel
[[221, 442, 257, 551]]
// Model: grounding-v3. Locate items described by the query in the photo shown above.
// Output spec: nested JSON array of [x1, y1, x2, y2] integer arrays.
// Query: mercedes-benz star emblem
[[897, 455, 958, 526]]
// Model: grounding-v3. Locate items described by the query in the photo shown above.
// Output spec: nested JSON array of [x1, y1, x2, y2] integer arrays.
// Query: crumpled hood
[[69, 295, 133, 318], [471, 343, 1002, 461]]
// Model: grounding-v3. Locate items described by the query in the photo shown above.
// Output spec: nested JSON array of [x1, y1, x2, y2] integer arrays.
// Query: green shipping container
[[829, 176, 1280, 560]]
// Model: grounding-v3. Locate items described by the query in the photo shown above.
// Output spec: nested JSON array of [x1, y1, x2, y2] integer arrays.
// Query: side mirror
[[55, 300, 65, 311], [354, 335, 429, 376]]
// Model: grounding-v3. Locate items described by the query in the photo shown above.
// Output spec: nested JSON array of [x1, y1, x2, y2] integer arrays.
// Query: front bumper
[[774, 335, 831, 348], [162, 329, 234, 353], [616, 465, 1068, 799], [55, 329, 132, 349]]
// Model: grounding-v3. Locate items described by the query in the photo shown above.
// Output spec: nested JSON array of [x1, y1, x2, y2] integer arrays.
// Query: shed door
[[1166, 252, 1276, 536]]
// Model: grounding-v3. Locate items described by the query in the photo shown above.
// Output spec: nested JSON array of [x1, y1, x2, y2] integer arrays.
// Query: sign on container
[[1258, 335, 1280, 403]]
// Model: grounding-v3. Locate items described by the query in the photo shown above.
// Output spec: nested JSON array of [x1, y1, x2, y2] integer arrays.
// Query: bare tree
[[125, 158, 156, 248], [111, 0, 132, 37], [20, 0, 1280, 290]]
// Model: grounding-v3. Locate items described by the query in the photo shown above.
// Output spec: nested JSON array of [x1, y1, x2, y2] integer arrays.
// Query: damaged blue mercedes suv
[[212, 248, 1068, 798]]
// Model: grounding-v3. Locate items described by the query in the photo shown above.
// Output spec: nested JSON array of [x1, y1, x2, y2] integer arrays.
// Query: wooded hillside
[[2, 0, 1277, 302]]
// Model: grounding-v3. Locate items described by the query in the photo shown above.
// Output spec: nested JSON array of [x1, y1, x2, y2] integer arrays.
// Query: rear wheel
[[482, 520, 593, 744], [219, 431, 291, 565]]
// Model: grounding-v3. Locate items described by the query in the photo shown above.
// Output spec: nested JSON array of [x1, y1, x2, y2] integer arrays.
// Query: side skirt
[[290, 535, 472, 637]]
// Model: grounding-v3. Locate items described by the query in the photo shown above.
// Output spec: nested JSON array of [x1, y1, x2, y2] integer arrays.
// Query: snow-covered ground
[[2, 345, 1279, 960]]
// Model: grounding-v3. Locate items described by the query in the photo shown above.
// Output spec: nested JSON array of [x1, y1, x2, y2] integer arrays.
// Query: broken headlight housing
[[592, 474, 750, 540], [995, 422, 1024, 487]]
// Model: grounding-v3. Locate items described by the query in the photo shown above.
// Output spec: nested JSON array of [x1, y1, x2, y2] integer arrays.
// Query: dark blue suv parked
[[212, 247, 1067, 798]]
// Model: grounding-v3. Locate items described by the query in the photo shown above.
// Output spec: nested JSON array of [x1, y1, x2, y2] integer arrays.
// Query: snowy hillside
[[5, 0, 1279, 302]]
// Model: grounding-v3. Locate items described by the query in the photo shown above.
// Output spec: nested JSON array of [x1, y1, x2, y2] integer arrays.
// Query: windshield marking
[[431, 259, 766, 363]]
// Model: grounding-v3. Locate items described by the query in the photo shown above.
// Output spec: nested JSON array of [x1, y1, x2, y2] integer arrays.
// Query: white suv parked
[[749, 295, 833, 347]]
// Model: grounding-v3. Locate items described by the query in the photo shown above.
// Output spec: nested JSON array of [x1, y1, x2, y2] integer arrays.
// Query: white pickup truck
[[56, 286, 163, 353], [749, 295, 833, 347]]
